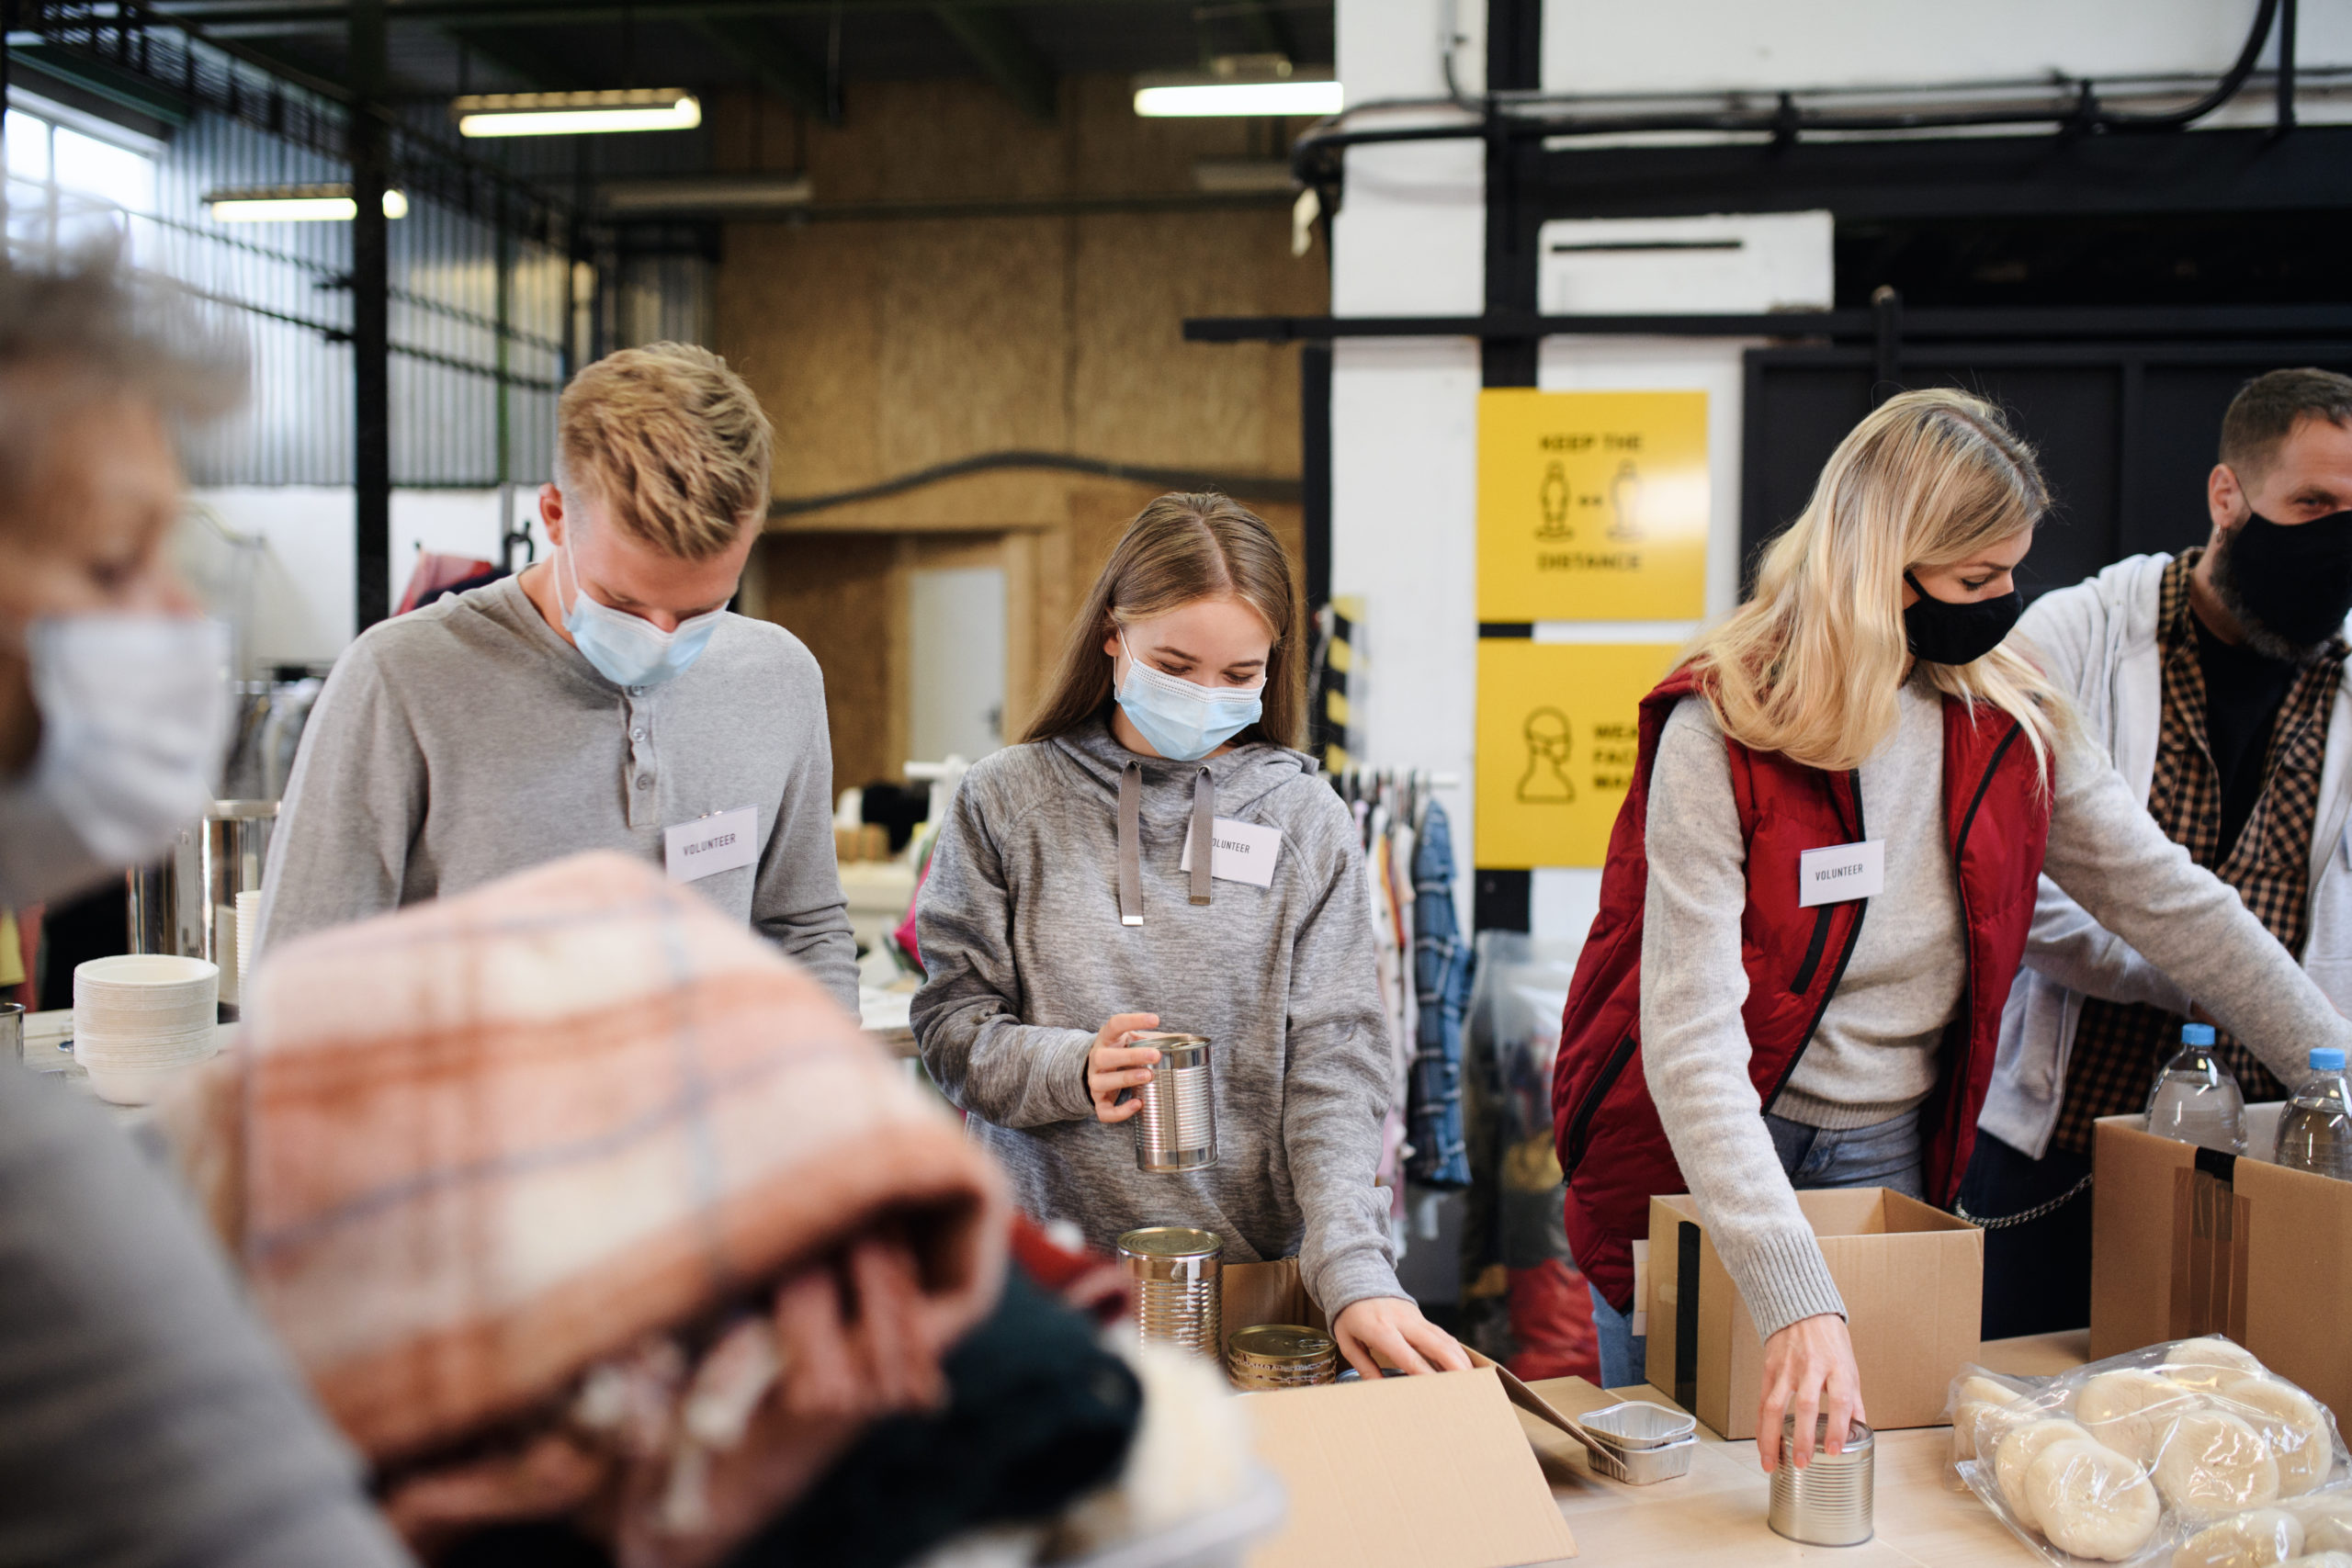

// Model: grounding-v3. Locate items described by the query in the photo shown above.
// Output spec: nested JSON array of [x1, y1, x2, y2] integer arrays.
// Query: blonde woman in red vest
[[1552, 389, 2352, 1469]]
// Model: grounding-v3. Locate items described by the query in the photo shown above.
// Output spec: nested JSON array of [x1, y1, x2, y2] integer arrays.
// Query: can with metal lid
[[1131, 1032, 1216, 1173], [1117, 1225, 1222, 1358], [1768, 1414, 1875, 1547], [1226, 1324, 1338, 1390]]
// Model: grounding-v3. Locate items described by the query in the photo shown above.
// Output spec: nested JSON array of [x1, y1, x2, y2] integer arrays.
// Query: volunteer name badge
[[1797, 840, 1883, 908], [665, 806, 759, 883], [1179, 818, 1283, 888]]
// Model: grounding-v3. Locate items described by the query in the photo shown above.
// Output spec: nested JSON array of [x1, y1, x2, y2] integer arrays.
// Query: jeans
[[1585, 1109, 1927, 1390]]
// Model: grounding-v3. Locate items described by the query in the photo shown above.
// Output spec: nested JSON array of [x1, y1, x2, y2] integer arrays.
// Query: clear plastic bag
[[1952, 1337, 2348, 1566]]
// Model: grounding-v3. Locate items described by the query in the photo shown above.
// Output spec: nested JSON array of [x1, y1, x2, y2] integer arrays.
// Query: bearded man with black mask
[[1962, 367, 2352, 1337]]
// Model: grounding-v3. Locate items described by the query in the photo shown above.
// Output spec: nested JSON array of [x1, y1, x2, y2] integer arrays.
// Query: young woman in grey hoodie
[[911, 493, 1468, 1377]]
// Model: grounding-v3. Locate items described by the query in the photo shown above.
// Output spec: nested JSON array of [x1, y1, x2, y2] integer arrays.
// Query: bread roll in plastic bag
[[1951, 1337, 2346, 1567]]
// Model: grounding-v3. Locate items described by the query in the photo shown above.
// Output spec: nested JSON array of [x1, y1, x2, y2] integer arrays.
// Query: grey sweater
[[258, 575, 857, 1013], [0, 1063, 413, 1566], [911, 718, 1402, 1318], [1646, 682, 2352, 1338]]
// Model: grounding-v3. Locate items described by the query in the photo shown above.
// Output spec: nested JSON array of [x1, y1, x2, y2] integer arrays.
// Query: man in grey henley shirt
[[259, 344, 857, 1012]]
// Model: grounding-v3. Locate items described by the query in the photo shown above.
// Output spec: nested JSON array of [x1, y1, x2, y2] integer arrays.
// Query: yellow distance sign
[[1476, 639, 1681, 869], [1477, 389, 1709, 622]]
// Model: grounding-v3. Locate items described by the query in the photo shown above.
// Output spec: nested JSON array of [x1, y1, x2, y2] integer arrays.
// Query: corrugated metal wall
[[6, 15, 719, 492], [144, 110, 571, 489]]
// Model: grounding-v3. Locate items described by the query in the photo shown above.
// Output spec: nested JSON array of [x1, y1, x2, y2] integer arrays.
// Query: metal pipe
[[1290, 0, 2286, 187], [1871, 286, 1903, 404], [2278, 0, 2299, 134], [1183, 303, 2352, 346], [350, 0, 390, 631]]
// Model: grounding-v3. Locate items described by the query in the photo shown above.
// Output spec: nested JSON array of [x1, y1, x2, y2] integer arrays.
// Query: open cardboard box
[[2091, 1107, 2352, 1424], [1642, 1186, 1983, 1440], [1222, 1260, 1583, 1568]]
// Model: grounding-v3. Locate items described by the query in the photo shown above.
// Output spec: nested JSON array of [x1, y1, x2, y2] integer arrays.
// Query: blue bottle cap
[[2182, 1023, 2217, 1046], [2312, 1047, 2348, 1072]]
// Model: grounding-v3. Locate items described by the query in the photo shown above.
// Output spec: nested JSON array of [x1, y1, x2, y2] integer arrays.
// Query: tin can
[[1768, 1415, 1875, 1547], [1132, 1032, 1216, 1173], [1226, 1324, 1338, 1390], [1117, 1226, 1222, 1359]]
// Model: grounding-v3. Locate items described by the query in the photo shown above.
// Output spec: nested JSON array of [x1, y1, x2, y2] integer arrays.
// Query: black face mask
[[1903, 570, 2022, 666], [2214, 507, 2352, 654]]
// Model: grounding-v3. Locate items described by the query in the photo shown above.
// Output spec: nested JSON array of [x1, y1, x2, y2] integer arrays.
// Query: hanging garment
[[1405, 800, 1474, 1188]]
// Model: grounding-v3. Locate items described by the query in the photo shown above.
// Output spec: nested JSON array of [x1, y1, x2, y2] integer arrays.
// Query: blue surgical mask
[[1114, 633, 1263, 761], [560, 545, 723, 688]]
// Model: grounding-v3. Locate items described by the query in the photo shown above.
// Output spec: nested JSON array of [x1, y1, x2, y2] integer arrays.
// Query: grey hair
[[0, 239, 245, 423]]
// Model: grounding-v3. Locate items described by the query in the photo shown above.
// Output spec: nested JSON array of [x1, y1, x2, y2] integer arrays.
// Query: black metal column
[[349, 0, 390, 633], [1475, 0, 1544, 935], [1300, 340, 1332, 609]]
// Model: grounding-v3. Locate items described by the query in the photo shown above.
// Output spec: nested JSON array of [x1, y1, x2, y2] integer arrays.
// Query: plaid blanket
[[166, 851, 1006, 1467]]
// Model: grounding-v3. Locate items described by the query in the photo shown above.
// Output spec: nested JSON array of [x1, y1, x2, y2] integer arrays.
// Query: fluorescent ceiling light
[[598, 173, 813, 215], [207, 184, 408, 221], [453, 89, 701, 138], [1134, 77, 1342, 118]]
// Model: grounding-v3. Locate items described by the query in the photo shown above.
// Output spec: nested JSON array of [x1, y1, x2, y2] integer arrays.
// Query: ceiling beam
[[686, 15, 835, 124], [930, 6, 1055, 123], [1232, 1, 1294, 62], [150, 0, 1182, 34], [444, 25, 577, 90]]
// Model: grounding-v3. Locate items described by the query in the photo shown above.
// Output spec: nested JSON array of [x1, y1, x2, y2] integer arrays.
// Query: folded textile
[[165, 850, 1007, 1468], [726, 1267, 1142, 1568]]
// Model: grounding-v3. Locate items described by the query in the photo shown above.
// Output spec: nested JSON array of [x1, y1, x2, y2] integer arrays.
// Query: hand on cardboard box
[[1757, 1313, 1867, 1474], [1332, 1296, 1474, 1379], [1088, 1012, 1163, 1122]]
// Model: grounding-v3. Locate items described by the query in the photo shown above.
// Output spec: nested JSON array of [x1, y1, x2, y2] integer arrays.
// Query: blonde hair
[[1690, 388, 2067, 774], [554, 343, 773, 560], [1023, 492, 1304, 748]]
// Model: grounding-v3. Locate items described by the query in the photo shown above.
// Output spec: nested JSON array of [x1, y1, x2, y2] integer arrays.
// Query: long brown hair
[[1022, 492, 1304, 748]]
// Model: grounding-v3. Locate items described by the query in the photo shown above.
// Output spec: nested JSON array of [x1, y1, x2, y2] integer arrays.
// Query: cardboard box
[[1242, 1364, 1581, 1568], [1222, 1258, 1329, 1348], [2090, 1107, 2352, 1425], [1642, 1187, 1983, 1440]]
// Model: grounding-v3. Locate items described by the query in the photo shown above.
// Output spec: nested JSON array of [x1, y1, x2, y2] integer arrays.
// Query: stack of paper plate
[[74, 954, 220, 1106]]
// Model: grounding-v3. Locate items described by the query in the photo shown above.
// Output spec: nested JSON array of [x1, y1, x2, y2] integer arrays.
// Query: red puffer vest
[[1551, 667, 2052, 1313]]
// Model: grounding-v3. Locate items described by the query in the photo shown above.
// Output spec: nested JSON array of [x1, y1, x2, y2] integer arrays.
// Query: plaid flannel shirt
[[2054, 551, 2346, 1156]]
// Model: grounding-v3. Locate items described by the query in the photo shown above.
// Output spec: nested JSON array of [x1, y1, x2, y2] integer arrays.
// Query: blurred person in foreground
[[0, 245, 415, 1564]]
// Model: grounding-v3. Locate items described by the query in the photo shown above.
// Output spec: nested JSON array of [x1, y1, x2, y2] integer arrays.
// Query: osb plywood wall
[[710, 74, 1322, 793]]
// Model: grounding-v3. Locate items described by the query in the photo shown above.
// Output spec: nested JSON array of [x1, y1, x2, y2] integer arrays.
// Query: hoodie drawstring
[[1118, 761, 1143, 926], [1116, 761, 1218, 926], [1190, 766, 1215, 908]]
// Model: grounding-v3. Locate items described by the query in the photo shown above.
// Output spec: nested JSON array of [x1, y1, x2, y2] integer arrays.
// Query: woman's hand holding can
[[1086, 1012, 1162, 1122]]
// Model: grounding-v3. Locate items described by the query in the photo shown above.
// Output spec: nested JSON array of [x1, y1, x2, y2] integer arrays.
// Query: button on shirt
[[258, 574, 859, 1012]]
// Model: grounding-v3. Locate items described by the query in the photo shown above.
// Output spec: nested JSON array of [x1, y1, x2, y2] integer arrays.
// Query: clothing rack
[[1329, 768, 1463, 847]]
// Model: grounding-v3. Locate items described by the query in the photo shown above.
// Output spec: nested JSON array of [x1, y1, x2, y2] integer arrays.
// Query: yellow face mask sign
[[1477, 389, 1710, 622], [1476, 640, 1682, 868]]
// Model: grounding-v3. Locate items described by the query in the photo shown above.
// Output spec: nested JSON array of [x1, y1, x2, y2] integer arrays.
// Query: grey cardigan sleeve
[[910, 781, 1101, 1128], [750, 659, 859, 1014], [1280, 805, 1405, 1319], [1640, 699, 1848, 1339], [254, 641, 424, 959], [2043, 729, 2352, 1081], [0, 1066, 413, 1568]]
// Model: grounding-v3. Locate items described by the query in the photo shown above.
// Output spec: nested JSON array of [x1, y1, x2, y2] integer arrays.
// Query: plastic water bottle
[[2144, 1023, 2248, 1155], [2273, 1046, 2352, 1182]]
